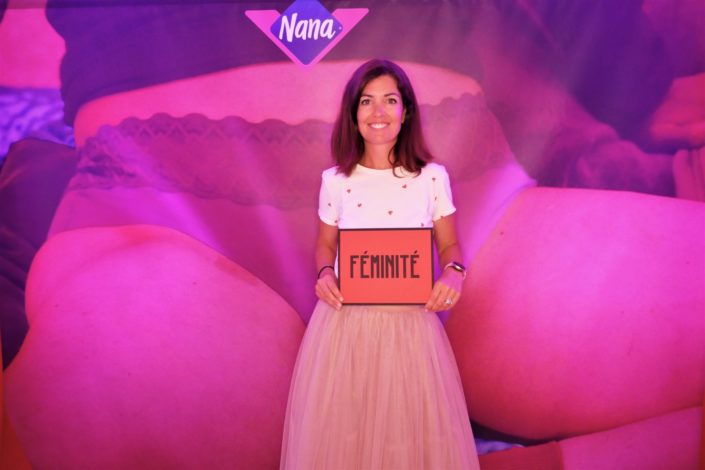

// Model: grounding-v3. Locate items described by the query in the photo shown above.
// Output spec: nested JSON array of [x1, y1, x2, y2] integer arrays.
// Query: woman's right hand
[[315, 269, 343, 310]]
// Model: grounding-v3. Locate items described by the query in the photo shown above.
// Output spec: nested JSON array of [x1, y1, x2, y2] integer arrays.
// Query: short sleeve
[[318, 170, 339, 226], [432, 165, 456, 221]]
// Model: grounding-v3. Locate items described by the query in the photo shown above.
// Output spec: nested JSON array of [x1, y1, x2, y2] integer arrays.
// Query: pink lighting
[[0, 0, 702, 468]]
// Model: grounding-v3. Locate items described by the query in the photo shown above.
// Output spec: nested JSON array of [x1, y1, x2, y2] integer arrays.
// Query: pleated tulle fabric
[[281, 301, 480, 469]]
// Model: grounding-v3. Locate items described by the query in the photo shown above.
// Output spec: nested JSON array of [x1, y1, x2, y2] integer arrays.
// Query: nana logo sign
[[246, 0, 368, 66]]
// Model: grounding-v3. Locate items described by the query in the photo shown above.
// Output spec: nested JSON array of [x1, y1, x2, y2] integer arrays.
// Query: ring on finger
[[444, 298, 453, 306]]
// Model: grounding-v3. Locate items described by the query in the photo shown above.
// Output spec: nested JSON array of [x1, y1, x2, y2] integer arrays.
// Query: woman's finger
[[326, 279, 344, 304], [426, 282, 450, 311], [316, 276, 343, 310], [436, 283, 461, 311]]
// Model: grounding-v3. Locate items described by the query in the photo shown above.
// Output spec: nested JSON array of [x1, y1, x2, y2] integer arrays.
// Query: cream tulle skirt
[[281, 301, 480, 469]]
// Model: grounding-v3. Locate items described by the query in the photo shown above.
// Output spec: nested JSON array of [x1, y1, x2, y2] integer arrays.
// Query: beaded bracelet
[[317, 265, 335, 279]]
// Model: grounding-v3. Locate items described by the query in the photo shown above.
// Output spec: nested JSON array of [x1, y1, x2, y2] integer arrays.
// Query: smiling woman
[[282, 59, 480, 469], [356, 75, 406, 157], [332, 61, 434, 177]]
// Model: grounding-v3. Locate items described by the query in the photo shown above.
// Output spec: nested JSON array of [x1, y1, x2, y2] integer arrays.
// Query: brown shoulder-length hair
[[331, 59, 434, 176]]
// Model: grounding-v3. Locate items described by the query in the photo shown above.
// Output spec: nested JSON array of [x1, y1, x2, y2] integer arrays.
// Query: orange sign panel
[[338, 228, 434, 305]]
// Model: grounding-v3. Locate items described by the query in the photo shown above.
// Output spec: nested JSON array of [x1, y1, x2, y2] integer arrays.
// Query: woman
[[280, 59, 480, 469]]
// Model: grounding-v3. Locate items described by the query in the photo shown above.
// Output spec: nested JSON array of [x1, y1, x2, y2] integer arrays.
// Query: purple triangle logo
[[246, 0, 368, 67]]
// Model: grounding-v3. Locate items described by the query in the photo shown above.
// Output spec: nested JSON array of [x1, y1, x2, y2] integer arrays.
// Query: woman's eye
[[387, 98, 397, 104], [360, 98, 370, 105]]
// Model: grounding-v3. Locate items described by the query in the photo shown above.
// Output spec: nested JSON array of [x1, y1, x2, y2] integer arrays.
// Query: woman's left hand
[[425, 267, 464, 312]]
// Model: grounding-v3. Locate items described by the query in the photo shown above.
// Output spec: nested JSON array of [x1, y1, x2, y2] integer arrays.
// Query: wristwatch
[[443, 261, 467, 280]]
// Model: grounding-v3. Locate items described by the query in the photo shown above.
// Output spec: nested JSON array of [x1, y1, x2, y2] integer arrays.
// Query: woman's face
[[356, 74, 406, 151]]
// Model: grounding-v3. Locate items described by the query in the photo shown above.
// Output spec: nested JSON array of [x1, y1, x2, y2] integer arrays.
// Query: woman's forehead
[[361, 75, 400, 95]]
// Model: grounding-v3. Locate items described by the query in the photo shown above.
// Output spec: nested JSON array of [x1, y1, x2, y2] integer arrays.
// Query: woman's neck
[[359, 146, 395, 169]]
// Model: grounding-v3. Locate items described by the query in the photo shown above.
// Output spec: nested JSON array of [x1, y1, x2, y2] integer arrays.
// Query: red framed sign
[[338, 228, 434, 305]]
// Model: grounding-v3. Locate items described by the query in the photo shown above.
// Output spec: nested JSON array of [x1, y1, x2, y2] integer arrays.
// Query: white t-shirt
[[318, 162, 456, 229]]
